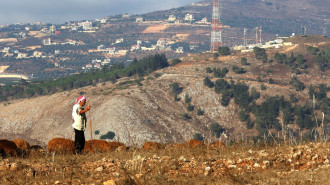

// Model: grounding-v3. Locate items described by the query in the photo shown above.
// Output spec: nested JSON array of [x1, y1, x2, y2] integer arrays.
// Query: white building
[[108, 47, 117, 55], [17, 53, 28, 59], [116, 38, 124, 43], [136, 17, 143, 23], [33, 51, 42, 58], [168, 14, 176, 22], [157, 38, 167, 49], [43, 38, 51, 45], [184, 14, 194, 21], [176, 47, 184, 54]]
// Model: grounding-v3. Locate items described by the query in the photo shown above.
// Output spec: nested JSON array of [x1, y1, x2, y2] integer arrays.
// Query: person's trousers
[[74, 129, 85, 154]]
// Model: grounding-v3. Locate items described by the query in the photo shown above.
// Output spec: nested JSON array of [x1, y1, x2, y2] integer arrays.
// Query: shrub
[[241, 57, 248, 65], [203, 76, 214, 88], [218, 47, 231, 56], [169, 82, 183, 96], [260, 84, 267, 90], [185, 93, 192, 104], [210, 123, 224, 138], [179, 113, 191, 120], [197, 108, 204, 115], [154, 73, 162, 78], [187, 103, 194, 111], [205, 67, 212, 73], [94, 130, 100, 135], [171, 59, 181, 66], [193, 133, 204, 141]]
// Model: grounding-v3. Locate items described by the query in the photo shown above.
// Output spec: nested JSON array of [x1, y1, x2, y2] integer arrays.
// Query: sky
[[0, 0, 201, 25]]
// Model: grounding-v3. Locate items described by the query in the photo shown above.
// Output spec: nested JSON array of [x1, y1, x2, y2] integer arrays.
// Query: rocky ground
[[0, 142, 329, 184]]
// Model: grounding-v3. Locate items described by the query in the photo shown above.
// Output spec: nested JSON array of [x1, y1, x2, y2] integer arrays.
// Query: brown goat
[[0, 139, 21, 157], [47, 138, 74, 154], [13, 139, 30, 154], [183, 139, 204, 148], [84, 140, 110, 153], [108, 141, 125, 151], [143, 142, 162, 150]]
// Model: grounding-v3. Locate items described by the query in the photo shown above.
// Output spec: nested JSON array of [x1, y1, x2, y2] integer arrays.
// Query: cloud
[[0, 0, 200, 25]]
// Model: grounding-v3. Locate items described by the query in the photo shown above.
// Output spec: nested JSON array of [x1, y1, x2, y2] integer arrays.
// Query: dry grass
[[0, 141, 329, 184]]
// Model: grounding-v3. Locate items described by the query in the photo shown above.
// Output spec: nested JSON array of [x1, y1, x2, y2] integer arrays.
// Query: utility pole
[[210, 0, 222, 53]]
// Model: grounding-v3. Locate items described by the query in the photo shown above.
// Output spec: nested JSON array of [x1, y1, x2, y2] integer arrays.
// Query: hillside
[[0, 35, 328, 147]]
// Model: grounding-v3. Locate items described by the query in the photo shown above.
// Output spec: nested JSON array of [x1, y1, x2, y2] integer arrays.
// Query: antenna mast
[[243, 28, 247, 46], [210, 0, 222, 52]]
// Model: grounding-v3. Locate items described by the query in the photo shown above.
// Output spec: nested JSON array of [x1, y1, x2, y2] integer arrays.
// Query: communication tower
[[259, 26, 262, 44], [243, 28, 248, 46], [255, 27, 259, 45], [210, 0, 222, 53]]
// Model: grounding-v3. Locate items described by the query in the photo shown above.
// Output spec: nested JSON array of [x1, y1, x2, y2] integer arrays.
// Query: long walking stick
[[88, 103, 93, 150]]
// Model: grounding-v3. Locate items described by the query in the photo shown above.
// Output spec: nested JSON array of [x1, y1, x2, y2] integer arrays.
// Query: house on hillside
[[2, 47, 10, 53], [184, 14, 194, 22], [33, 51, 42, 58], [94, 63, 101, 69], [108, 47, 117, 55], [17, 53, 28, 59], [43, 38, 51, 45], [156, 38, 167, 50], [86, 64, 93, 69], [131, 44, 140, 51], [116, 38, 124, 43], [176, 47, 184, 54], [136, 17, 143, 23], [168, 14, 176, 22]]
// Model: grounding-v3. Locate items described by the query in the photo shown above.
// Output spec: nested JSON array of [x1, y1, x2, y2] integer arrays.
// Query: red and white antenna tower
[[210, 0, 222, 53]]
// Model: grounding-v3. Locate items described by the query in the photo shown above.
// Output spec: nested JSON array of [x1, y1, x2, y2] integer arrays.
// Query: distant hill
[[144, 0, 329, 36], [0, 35, 328, 146]]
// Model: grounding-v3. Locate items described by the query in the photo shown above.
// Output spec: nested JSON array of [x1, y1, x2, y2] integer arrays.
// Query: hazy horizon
[[0, 0, 201, 25]]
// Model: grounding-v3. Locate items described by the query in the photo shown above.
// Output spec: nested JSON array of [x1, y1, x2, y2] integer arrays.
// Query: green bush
[[210, 123, 224, 138], [241, 57, 248, 65], [203, 76, 214, 88], [179, 113, 191, 120], [197, 108, 204, 115], [185, 93, 192, 104], [94, 130, 100, 135], [193, 133, 204, 141], [205, 67, 212, 73], [171, 59, 181, 66], [187, 103, 194, 111]]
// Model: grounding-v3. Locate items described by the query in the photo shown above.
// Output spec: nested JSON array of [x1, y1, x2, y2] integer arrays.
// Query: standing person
[[72, 96, 91, 154]]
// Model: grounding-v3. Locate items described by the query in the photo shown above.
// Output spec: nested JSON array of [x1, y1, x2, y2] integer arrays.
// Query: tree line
[[0, 54, 168, 101]]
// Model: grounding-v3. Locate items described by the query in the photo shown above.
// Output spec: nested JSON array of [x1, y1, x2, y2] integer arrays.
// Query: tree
[[218, 47, 230, 56], [169, 82, 183, 96], [205, 67, 212, 73], [187, 103, 194, 111], [193, 133, 204, 141], [241, 57, 248, 65], [210, 123, 224, 138], [203, 76, 214, 88], [197, 108, 204, 115], [185, 93, 192, 104], [253, 47, 268, 62], [171, 58, 181, 66]]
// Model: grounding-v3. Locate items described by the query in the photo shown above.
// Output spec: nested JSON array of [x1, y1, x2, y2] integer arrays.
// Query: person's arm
[[78, 105, 91, 114]]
